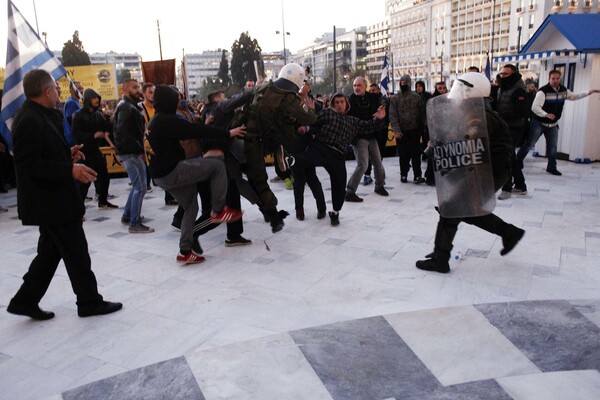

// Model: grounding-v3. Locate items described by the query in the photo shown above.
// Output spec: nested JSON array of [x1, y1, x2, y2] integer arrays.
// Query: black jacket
[[485, 107, 513, 190], [12, 100, 85, 225], [72, 89, 112, 156], [113, 95, 145, 155], [496, 73, 527, 128], [147, 85, 228, 178]]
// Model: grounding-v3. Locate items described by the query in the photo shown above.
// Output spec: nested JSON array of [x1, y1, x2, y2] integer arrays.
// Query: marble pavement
[[1, 155, 599, 399]]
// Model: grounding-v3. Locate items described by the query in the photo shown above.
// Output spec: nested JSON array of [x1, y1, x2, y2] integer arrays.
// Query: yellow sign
[[58, 64, 118, 103]]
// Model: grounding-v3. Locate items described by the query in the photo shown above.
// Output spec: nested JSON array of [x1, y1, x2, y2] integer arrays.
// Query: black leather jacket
[[113, 95, 145, 155]]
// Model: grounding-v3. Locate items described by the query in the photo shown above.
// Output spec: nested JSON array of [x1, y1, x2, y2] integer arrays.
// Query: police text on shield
[[433, 137, 489, 171]]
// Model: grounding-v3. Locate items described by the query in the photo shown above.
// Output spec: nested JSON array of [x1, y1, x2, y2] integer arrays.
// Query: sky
[[1, 0, 388, 67]]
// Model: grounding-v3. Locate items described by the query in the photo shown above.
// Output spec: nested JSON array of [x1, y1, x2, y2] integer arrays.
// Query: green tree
[[61, 31, 91, 66], [217, 49, 231, 86], [230, 32, 262, 88], [198, 76, 225, 100], [116, 69, 131, 84], [311, 67, 335, 96]]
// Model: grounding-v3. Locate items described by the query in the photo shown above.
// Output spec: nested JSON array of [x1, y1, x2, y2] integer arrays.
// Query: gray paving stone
[[290, 316, 438, 400], [62, 356, 204, 400], [475, 300, 600, 372], [403, 379, 512, 400]]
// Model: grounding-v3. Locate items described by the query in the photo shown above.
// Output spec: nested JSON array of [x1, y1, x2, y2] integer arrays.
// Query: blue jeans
[[119, 154, 147, 226], [517, 119, 559, 170]]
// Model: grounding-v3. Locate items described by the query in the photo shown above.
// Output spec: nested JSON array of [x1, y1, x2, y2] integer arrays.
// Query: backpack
[[231, 81, 287, 142]]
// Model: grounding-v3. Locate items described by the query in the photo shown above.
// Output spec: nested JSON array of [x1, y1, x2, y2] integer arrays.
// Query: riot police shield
[[426, 95, 496, 218]]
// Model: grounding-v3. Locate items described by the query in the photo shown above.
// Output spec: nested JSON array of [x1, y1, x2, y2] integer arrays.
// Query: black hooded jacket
[[147, 85, 228, 178], [496, 72, 527, 128], [71, 88, 111, 156]]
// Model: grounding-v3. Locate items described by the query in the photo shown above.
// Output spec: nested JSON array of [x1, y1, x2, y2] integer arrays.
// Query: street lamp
[[276, 0, 289, 64], [275, 30, 290, 64]]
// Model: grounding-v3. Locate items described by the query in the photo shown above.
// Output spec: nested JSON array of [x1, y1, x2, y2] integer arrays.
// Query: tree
[[116, 69, 131, 84], [217, 49, 231, 86], [198, 77, 224, 100], [230, 32, 262, 88], [61, 31, 91, 66], [311, 67, 335, 96]]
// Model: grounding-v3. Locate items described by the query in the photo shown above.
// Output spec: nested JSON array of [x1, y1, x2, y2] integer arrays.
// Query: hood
[[154, 85, 179, 114], [273, 77, 300, 93], [82, 88, 101, 109], [499, 72, 523, 90], [400, 74, 412, 87], [330, 92, 350, 114]]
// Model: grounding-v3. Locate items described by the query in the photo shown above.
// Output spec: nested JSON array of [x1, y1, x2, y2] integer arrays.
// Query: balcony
[[516, 7, 523, 13]]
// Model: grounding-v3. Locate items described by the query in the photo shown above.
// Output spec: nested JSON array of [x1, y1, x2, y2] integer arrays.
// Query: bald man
[[345, 77, 388, 202]]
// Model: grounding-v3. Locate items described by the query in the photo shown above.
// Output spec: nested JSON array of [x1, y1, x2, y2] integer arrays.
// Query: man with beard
[[389, 75, 426, 184], [113, 79, 153, 233], [517, 70, 600, 177], [495, 64, 528, 200], [345, 77, 388, 202], [72, 89, 118, 210]]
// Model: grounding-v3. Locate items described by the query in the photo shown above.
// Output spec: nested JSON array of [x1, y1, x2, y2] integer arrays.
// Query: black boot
[[416, 250, 451, 273], [501, 225, 525, 256], [266, 209, 285, 233]]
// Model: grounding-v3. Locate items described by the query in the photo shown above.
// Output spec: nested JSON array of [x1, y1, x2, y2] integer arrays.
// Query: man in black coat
[[7, 69, 122, 320], [72, 88, 118, 209]]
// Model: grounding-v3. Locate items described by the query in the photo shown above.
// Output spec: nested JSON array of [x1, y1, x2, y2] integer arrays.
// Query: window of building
[[567, 62, 576, 91]]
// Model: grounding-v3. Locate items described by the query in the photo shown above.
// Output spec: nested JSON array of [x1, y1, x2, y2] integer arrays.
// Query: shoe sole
[[212, 211, 243, 224], [225, 241, 252, 247], [177, 257, 205, 265]]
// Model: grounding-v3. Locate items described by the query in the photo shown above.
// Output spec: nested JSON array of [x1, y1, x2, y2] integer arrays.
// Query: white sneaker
[[513, 188, 527, 195], [498, 191, 511, 200]]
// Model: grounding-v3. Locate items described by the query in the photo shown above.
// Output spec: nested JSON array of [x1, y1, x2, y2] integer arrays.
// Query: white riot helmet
[[278, 63, 306, 90], [448, 72, 491, 100]]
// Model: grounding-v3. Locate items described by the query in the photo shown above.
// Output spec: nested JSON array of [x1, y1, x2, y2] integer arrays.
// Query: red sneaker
[[211, 206, 243, 224], [176, 251, 205, 265]]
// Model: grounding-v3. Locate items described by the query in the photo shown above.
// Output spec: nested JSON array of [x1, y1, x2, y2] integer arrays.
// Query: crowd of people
[[2, 63, 599, 321]]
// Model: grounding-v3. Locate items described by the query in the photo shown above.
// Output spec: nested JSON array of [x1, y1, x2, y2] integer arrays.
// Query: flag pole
[[32, 0, 40, 34], [157, 20, 163, 61]]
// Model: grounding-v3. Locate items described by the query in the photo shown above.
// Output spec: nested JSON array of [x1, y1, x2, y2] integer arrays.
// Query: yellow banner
[[0, 67, 4, 90], [58, 64, 118, 103]]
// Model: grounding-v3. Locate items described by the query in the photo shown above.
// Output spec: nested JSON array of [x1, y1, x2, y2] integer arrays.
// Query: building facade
[[366, 20, 391, 84], [181, 50, 230, 98], [292, 27, 368, 90], [89, 52, 143, 82]]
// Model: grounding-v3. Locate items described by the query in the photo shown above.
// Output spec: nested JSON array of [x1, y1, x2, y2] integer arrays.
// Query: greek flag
[[0, 0, 67, 150], [484, 52, 491, 81], [379, 51, 389, 96]]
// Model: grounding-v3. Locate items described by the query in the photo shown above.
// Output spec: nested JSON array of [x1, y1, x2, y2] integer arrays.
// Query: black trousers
[[292, 142, 346, 212], [79, 151, 110, 204], [502, 126, 527, 192], [11, 222, 102, 307], [432, 174, 512, 259], [396, 129, 423, 178], [433, 213, 511, 259]]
